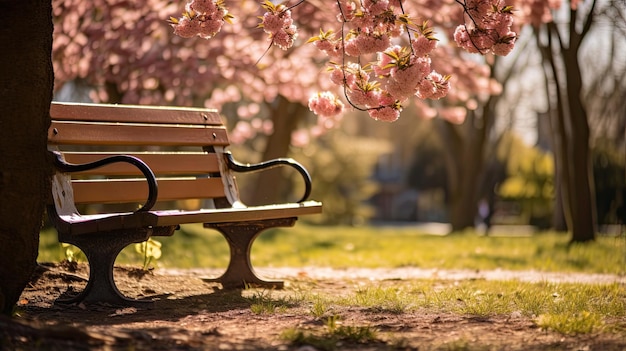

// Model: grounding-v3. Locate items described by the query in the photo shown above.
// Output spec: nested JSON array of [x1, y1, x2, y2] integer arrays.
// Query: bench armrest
[[51, 151, 159, 212], [224, 151, 312, 203]]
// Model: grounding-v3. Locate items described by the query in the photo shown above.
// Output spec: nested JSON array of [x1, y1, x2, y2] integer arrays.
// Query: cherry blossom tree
[[169, 0, 516, 123], [52, 0, 516, 205]]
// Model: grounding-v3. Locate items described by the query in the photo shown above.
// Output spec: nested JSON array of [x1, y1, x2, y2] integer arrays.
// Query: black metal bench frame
[[48, 102, 322, 306]]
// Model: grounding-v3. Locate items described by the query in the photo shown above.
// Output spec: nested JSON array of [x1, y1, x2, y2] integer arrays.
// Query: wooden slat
[[48, 121, 230, 146], [62, 152, 221, 176], [50, 102, 223, 125], [71, 177, 226, 204], [152, 201, 323, 226]]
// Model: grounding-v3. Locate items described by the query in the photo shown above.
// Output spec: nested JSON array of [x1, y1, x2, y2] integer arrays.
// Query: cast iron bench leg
[[204, 218, 297, 289], [56, 228, 155, 307]]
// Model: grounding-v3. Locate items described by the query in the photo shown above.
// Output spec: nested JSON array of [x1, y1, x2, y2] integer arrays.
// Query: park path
[[162, 266, 626, 285]]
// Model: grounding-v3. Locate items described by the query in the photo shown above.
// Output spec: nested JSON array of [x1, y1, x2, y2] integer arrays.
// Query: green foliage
[[61, 243, 86, 263], [134, 238, 162, 271], [496, 132, 554, 226], [292, 130, 392, 225]]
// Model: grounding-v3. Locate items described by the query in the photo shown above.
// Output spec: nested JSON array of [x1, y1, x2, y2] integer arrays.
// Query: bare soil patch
[[2, 262, 625, 350]]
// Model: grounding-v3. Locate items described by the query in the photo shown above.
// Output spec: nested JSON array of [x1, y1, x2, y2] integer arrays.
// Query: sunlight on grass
[[38, 223, 626, 275], [306, 280, 625, 335], [281, 315, 380, 350]]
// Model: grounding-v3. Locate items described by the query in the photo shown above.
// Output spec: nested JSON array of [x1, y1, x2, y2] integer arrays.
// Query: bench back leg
[[203, 218, 297, 289]]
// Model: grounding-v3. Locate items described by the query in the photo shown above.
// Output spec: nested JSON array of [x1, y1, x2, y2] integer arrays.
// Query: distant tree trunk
[[248, 95, 307, 205], [538, 7, 598, 242], [0, 0, 53, 315], [438, 100, 495, 232], [562, 34, 596, 242]]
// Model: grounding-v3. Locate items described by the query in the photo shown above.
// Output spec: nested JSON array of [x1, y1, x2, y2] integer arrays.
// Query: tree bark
[[562, 44, 596, 242], [0, 0, 54, 314]]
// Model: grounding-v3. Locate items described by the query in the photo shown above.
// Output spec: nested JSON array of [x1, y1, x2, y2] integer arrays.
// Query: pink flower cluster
[[308, 91, 345, 119], [453, 0, 516, 56], [170, 0, 232, 39], [260, 1, 298, 50], [308, 1, 451, 123]]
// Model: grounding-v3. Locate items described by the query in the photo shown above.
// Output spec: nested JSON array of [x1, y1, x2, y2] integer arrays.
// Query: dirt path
[[168, 266, 626, 285], [2, 262, 625, 351]]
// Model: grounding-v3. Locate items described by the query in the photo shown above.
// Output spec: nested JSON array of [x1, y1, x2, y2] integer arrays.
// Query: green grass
[[281, 315, 381, 350], [39, 223, 625, 274], [286, 280, 626, 339], [331, 280, 626, 319], [275, 280, 625, 344]]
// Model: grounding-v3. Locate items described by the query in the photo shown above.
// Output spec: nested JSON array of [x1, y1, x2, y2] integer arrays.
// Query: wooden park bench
[[47, 102, 322, 306]]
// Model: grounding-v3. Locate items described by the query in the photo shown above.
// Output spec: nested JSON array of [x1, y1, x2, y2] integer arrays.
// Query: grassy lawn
[[39, 222, 626, 274]]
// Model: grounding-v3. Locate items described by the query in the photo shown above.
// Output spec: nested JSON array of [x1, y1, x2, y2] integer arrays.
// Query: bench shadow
[[21, 286, 257, 327]]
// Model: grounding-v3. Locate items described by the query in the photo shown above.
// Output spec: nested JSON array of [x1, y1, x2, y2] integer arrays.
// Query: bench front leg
[[57, 226, 175, 307], [204, 218, 297, 289]]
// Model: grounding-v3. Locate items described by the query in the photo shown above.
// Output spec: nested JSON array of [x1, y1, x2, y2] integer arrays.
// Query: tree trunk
[[0, 0, 54, 315], [438, 105, 493, 232], [541, 8, 597, 242], [563, 46, 596, 242], [248, 96, 307, 205]]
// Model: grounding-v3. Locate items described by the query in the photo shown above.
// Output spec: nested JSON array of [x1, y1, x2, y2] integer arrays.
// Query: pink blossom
[[188, 0, 216, 14], [172, 17, 200, 38], [347, 87, 381, 107], [262, 12, 285, 34], [452, 0, 517, 56], [308, 91, 345, 118], [411, 36, 437, 57], [362, 0, 390, 16], [428, 72, 450, 99], [373, 45, 403, 76], [314, 39, 335, 52], [384, 58, 431, 101], [454, 25, 480, 54], [329, 66, 355, 87], [272, 25, 298, 50], [354, 34, 390, 55], [492, 41, 515, 56], [198, 17, 224, 39], [368, 106, 400, 122], [343, 38, 360, 57]]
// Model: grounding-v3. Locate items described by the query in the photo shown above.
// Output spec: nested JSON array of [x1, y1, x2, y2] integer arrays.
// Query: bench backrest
[[48, 102, 240, 214]]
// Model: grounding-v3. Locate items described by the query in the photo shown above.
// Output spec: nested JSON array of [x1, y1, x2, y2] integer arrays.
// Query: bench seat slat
[[59, 201, 322, 235], [55, 211, 157, 236], [153, 201, 323, 226], [71, 178, 226, 204], [49, 121, 230, 146], [50, 102, 223, 125], [62, 153, 221, 175]]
